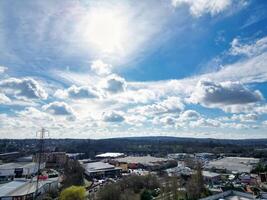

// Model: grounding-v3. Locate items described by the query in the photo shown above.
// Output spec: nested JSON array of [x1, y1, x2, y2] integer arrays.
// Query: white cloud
[[130, 96, 184, 116], [189, 79, 263, 108], [0, 78, 48, 100], [230, 36, 267, 57], [222, 122, 249, 129], [208, 52, 267, 84], [101, 74, 126, 93], [112, 89, 158, 104], [43, 101, 75, 116], [91, 60, 112, 76], [0, 66, 7, 73], [102, 110, 125, 122], [179, 110, 200, 121], [190, 118, 221, 128], [55, 85, 100, 99], [126, 115, 147, 126], [231, 113, 258, 122], [159, 116, 177, 126], [172, 0, 232, 17], [18, 107, 54, 122], [0, 93, 11, 104]]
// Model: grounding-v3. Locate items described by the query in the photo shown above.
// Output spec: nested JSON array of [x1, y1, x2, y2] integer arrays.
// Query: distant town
[[0, 137, 266, 200]]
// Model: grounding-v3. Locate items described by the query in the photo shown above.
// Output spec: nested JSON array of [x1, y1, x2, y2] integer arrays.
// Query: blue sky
[[0, 0, 267, 139]]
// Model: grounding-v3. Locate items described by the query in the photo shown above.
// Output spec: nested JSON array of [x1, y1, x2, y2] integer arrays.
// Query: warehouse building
[[199, 190, 259, 200], [0, 152, 21, 162], [0, 162, 45, 181], [114, 155, 177, 171], [0, 177, 58, 200], [205, 157, 259, 173], [83, 161, 122, 180], [202, 171, 221, 185]]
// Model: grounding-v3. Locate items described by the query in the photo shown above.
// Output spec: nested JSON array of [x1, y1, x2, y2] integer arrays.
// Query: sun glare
[[79, 7, 129, 56]]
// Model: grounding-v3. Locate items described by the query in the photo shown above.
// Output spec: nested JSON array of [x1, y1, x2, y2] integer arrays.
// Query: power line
[[34, 127, 49, 200]]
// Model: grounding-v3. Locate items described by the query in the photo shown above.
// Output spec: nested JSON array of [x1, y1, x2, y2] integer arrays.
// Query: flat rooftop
[[84, 162, 115, 173], [0, 178, 58, 197], [96, 153, 124, 158], [0, 152, 20, 156], [0, 162, 39, 170], [224, 195, 252, 200], [202, 171, 220, 178], [200, 190, 256, 200], [205, 157, 259, 173], [116, 156, 168, 166]]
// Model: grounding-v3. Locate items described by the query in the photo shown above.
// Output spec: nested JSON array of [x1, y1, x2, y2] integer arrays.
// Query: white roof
[[96, 153, 124, 158], [0, 178, 58, 197], [202, 171, 220, 178], [0, 162, 38, 170], [205, 157, 259, 173], [0, 181, 25, 196]]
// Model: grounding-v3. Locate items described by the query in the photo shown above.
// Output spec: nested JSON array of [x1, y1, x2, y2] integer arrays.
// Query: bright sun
[[79, 6, 129, 56]]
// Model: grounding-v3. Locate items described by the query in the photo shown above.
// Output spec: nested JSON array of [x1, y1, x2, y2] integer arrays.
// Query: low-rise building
[[33, 152, 68, 168], [0, 177, 58, 200], [0, 162, 45, 181], [205, 157, 260, 173], [166, 166, 193, 176], [238, 173, 258, 185], [199, 190, 257, 200], [202, 171, 221, 185], [114, 155, 177, 171], [83, 161, 122, 180], [0, 152, 21, 162]]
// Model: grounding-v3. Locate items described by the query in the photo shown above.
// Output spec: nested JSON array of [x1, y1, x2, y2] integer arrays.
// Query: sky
[[0, 0, 267, 139]]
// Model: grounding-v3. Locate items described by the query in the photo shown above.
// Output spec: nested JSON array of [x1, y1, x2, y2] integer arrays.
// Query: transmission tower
[[34, 127, 49, 200]]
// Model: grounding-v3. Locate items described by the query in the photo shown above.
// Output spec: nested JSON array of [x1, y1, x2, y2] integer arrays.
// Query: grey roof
[[84, 162, 115, 173], [0, 162, 38, 170], [205, 157, 259, 173], [115, 156, 168, 166], [200, 190, 255, 200], [0, 181, 25, 196], [202, 171, 220, 178], [0, 152, 20, 156], [0, 178, 58, 197]]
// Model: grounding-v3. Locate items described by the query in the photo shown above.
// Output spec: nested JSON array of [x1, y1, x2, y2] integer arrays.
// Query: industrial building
[[83, 161, 122, 180], [0, 162, 45, 181], [202, 171, 221, 185], [33, 152, 68, 168], [0, 152, 21, 162], [199, 190, 267, 200], [167, 153, 192, 160], [205, 157, 260, 173], [0, 177, 58, 200], [114, 155, 177, 171]]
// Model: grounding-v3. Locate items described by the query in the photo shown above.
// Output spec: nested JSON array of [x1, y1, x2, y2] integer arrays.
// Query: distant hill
[[0, 136, 266, 158]]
